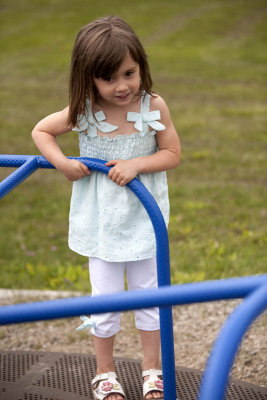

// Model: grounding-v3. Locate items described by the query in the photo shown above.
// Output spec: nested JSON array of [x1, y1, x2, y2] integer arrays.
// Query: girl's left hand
[[106, 159, 139, 186]]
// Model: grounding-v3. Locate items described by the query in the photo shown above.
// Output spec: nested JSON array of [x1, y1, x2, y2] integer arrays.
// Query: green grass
[[0, 0, 266, 291]]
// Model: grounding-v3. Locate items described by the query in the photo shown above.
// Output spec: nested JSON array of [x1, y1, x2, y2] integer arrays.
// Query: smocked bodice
[[72, 93, 165, 160]]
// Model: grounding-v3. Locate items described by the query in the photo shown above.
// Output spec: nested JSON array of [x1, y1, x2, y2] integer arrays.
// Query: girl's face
[[93, 53, 141, 108]]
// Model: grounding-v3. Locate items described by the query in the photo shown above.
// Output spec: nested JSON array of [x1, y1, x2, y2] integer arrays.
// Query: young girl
[[32, 15, 180, 400]]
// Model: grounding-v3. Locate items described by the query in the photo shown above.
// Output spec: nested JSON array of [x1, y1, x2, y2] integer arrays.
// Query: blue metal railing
[[0, 154, 266, 400]]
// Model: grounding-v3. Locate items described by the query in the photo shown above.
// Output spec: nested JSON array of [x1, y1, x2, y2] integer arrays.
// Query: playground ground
[[0, 290, 266, 388]]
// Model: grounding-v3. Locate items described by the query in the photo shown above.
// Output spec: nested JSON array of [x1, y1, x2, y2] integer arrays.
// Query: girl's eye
[[126, 70, 134, 77], [102, 76, 113, 82]]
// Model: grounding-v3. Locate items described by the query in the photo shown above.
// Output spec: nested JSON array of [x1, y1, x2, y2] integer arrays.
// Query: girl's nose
[[116, 79, 128, 93]]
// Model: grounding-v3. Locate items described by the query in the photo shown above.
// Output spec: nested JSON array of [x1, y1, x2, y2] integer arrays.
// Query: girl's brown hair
[[68, 15, 153, 127]]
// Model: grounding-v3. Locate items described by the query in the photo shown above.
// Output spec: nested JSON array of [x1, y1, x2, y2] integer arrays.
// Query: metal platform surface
[[0, 351, 266, 400]]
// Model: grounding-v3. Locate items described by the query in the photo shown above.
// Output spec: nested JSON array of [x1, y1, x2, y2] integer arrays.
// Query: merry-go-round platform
[[0, 351, 266, 400]]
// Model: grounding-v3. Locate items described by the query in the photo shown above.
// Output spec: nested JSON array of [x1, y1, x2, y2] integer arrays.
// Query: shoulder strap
[[85, 98, 92, 119], [140, 92, 151, 114], [73, 98, 117, 134]]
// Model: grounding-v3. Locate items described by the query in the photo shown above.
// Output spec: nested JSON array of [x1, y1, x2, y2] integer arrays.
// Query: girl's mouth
[[115, 93, 130, 100]]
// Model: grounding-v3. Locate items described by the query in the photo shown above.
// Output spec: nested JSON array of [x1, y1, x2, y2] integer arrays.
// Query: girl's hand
[[106, 159, 139, 186], [59, 159, 90, 181]]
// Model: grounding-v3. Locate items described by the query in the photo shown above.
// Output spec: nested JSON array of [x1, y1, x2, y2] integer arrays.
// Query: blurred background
[[0, 0, 266, 291]]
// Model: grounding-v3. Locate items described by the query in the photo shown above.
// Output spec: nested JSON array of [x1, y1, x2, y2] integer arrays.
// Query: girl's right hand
[[59, 159, 91, 181]]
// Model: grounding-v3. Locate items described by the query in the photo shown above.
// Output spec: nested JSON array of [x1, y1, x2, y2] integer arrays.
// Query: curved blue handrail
[[0, 154, 177, 399], [198, 279, 267, 400], [0, 154, 266, 400]]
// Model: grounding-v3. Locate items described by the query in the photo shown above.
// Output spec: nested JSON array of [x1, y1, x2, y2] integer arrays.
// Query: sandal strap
[[92, 371, 117, 385], [92, 371, 125, 399], [143, 373, 164, 398], [142, 369, 162, 378]]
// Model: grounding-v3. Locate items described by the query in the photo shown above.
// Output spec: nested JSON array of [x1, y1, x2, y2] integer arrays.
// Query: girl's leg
[[93, 335, 124, 400], [89, 257, 125, 374], [139, 329, 161, 371], [93, 335, 116, 374], [140, 330, 162, 400], [126, 258, 162, 399]]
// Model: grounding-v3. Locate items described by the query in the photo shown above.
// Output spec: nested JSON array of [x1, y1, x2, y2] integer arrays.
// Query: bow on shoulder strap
[[127, 110, 166, 132], [73, 111, 118, 136]]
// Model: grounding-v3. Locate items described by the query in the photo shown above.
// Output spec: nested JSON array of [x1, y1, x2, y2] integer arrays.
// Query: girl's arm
[[106, 95, 181, 186], [32, 107, 90, 181]]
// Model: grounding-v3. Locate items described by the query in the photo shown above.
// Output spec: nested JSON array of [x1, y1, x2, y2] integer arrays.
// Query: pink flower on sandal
[[101, 381, 113, 392], [155, 380, 163, 390]]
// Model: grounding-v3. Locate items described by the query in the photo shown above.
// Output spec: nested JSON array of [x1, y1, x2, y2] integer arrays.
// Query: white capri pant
[[89, 257, 160, 338]]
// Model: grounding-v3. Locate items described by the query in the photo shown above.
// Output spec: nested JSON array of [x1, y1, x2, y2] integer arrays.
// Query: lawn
[[0, 0, 266, 291]]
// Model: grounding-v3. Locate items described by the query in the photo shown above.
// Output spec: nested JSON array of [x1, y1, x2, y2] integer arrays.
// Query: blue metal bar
[[1, 155, 267, 400], [0, 276, 266, 325], [0, 154, 177, 399], [0, 156, 38, 199], [198, 280, 267, 400], [0, 154, 34, 168]]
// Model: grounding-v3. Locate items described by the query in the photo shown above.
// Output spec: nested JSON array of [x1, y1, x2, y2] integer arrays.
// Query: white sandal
[[92, 371, 125, 400], [142, 369, 164, 399]]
